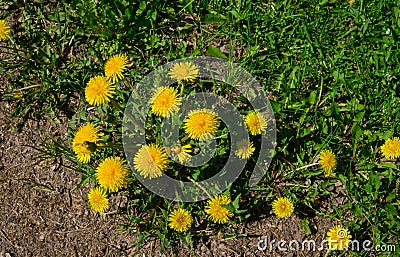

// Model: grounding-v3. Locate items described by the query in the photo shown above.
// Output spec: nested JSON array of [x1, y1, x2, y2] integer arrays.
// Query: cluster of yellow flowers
[[271, 197, 353, 250], [71, 55, 400, 243], [168, 194, 234, 232], [84, 54, 128, 105], [128, 62, 270, 180], [87, 156, 129, 212], [72, 59, 268, 222], [74, 122, 130, 212], [270, 136, 400, 251], [1, 13, 397, 250], [75, 54, 130, 212]]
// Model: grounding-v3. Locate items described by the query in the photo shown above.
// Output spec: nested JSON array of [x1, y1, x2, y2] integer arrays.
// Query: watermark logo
[[257, 237, 396, 252], [122, 57, 277, 202], [336, 228, 348, 239]]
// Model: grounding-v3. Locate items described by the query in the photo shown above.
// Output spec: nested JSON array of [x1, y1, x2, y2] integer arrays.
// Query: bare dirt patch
[[0, 100, 137, 257]]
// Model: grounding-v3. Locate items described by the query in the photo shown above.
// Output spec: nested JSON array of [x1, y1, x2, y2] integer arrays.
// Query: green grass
[[1, 0, 399, 256]]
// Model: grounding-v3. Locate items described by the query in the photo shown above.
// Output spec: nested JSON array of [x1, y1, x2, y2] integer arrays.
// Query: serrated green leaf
[[308, 91, 317, 105], [269, 100, 281, 114], [301, 219, 311, 234], [136, 1, 146, 15], [369, 173, 380, 191], [353, 112, 365, 122], [206, 46, 227, 59], [352, 125, 362, 141], [232, 193, 241, 210], [202, 13, 227, 24], [386, 192, 396, 202]]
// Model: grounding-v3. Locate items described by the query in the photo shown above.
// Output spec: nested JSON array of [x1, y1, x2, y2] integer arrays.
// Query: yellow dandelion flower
[[205, 195, 233, 224], [326, 225, 352, 250], [272, 197, 294, 218], [169, 62, 199, 82], [134, 144, 170, 179], [380, 137, 400, 159], [88, 187, 108, 212], [234, 139, 255, 159], [245, 111, 268, 135], [0, 20, 11, 40], [72, 123, 102, 163], [104, 54, 128, 83], [85, 75, 115, 106], [150, 86, 182, 118], [319, 150, 337, 176], [96, 157, 130, 192], [184, 109, 220, 141], [167, 144, 192, 163], [168, 208, 193, 232]]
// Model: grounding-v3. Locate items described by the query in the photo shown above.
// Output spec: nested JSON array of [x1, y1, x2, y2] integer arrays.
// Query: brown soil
[[0, 100, 137, 256]]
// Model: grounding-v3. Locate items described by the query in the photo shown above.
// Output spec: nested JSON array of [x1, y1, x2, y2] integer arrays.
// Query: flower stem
[[283, 162, 320, 177], [180, 81, 185, 96]]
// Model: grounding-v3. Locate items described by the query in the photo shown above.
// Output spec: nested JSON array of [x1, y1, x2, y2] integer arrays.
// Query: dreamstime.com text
[[257, 237, 397, 252]]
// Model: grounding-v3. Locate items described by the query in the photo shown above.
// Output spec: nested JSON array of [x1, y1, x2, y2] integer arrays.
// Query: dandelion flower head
[[245, 111, 267, 135], [88, 187, 108, 213], [168, 208, 193, 232], [169, 62, 199, 82], [96, 157, 129, 192], [0, 20, 10, 40], [234, 139, 255, 159], [134, 144, 170, 179], [319, 150, 337, 176], [85, 75, 115, 106], [184, 109, 220, 141], [205, 195, 233, 224], [150, 86, 182, 118], [326, 225, 352, 250], [380, 137, 400, 159], [272, 197, 294, 218], [104, 54, 128, 83], [72, 123, 102, 163], [167, 144, 192, 163]]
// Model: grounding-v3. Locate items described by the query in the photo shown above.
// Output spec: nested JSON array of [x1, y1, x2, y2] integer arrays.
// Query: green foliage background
[[1, 0, 399, 256]]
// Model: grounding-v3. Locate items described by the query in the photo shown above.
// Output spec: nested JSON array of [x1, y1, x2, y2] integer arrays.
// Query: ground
[[0, 5, 349, 255], [0, 98, 342, 257]]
